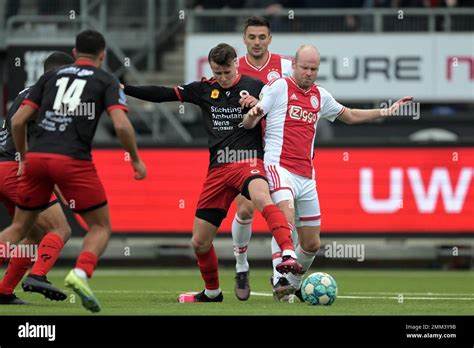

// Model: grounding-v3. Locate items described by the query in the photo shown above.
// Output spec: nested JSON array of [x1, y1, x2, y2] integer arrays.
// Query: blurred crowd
[[191, 0, 474, 10]]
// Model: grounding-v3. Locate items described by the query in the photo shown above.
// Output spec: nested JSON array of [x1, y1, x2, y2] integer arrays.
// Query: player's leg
[[65, 205, 110, 313], [181, 216, 223, 302], [0, 238, 34, 305], [0, 155, 54, 265], [287, 225, 320, 302], [0, 208, 41, 264], [232, 194, 255, 300], [51, 156, 108, 312], [285, 179, 322, 301], [178, 166, 233, 303], [245, 177, 302, 274], [0, 162, 50, 303], [21, 201, 71, 301]]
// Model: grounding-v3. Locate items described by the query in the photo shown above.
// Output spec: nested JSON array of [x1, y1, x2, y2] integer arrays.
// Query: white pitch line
[[346, 292, 474, 296], [88, 290, 474, 300]]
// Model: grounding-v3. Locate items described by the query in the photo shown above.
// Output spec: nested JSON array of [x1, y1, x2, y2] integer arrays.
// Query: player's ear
[[72, 48, 78, 59], [234, 58, 239, 68], [268, 34, 272, 44], [99, 50, 106, 63]]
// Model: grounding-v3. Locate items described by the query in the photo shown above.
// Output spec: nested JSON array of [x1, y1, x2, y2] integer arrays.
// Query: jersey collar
[[244, 52, 272, 71], [229, 74, 242, 88], [74, 59, 96, 67], [288, 76, 313, 94]]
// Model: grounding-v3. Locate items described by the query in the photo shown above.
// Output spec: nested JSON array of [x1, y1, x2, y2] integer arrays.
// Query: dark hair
[[208, 43, 237, 66], [75, 30, 106, 56], [44, 51, 74, 72], [244, 16, 271, 34]]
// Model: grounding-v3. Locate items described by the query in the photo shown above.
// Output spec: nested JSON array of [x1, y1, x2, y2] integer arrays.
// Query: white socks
[[74, 268, 88, 280], [286, 246, 317, 289], [232, 214, 252, 273], [205, 288, 222, 298]]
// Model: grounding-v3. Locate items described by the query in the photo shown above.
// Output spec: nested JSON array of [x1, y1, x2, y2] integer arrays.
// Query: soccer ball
[[301, 272, 338, 305]]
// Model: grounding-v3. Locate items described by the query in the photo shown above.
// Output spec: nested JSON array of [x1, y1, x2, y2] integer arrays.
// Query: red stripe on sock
[[262, 204, 294, 252], [233, 245, 248, 254], [75, 251, 98, 278], [29, 233, 64, 277], [196, 244, 219, 290], [272, 252, 282, 260]]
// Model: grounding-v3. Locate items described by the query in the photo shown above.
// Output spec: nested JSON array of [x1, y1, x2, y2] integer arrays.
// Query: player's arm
[[243, 105, 265, 129], [338, 96, 414, 124], [108, 108, 146, 180], [11, 105, 37, 162], [243, 79, 283, 129], [123, 85, 180, 103]]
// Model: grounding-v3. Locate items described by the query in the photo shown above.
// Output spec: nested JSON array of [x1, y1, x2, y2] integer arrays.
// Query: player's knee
[[237, 205, 255, 220], [191, 237, 211, 254], [250, 192, 271, 210], [8, 222, 28, 243], [301, 236, 321, 253]]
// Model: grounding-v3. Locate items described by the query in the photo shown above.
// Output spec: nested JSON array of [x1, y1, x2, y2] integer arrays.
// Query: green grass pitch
[[1, 268, 473, 315]]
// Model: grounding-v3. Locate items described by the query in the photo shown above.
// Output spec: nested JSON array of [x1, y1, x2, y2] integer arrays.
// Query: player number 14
[[53, 77, 87, 113]]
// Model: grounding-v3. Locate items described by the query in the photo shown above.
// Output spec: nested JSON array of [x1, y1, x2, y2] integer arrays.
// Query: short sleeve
[[258, 78, 286, 115], [318, 86, 346, 122], [281, 58, 293, 78], [21, 73, 49, 110], [105, 76, 128, 113], [174, 81, 202, 105]]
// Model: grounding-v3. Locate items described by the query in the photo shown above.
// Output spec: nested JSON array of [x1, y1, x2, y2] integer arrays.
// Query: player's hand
[[239, 95, 258, 108], [131, 159, 147, 180], [119, 83, 125, 89], [247, 105, 264, 118], [387, 96, 414, 116], [16, 161, 25, 177]]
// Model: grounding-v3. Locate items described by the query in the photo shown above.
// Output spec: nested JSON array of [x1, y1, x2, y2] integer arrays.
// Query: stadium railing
[[186, 7, 474, 33]]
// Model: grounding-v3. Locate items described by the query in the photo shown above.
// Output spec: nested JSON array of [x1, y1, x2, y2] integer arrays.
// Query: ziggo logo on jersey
[[288, 105, 317, 123]]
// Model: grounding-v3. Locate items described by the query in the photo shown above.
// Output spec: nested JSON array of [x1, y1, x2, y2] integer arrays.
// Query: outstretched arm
[[123, 85, 180, 103], [338, 96, 414, 124]]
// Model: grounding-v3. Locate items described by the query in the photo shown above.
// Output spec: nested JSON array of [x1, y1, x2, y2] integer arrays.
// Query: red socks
[[0, 255, 32, 295], [29, 233, 64, 277], [75, 251, 98, 278], [0, 242, 6, 266], [262, 204, 294, 252], [196, 244, 219, 290]]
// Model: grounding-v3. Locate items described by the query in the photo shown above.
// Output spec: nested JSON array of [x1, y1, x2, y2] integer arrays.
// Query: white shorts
[[265, 164, 321, 227]]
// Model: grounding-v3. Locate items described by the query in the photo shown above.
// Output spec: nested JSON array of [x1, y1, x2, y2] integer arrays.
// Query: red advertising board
[[93, 148, 474, 234]]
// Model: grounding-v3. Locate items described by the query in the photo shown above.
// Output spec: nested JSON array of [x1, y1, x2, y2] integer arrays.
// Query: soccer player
[[244, 44, 413, 301], [123, 43, 302, 303], [0, 30, 147, 312], [232, 16, 295, 301], [0, 52, 75, 305]]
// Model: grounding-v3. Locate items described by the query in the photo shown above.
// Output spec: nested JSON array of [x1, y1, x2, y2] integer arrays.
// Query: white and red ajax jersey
[[238, 52, 292, 83], [258, 77, 346, 179]]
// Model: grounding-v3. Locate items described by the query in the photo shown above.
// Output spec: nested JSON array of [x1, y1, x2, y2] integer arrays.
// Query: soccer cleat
[[64, 270, 101, 313], [234, 271, 250, 301], [0, 293, 28, 305], [22, 275, 67, 301], [275, 255, 304, 275], [271, 277, 296, 302], [178, 290, 223, 303]]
